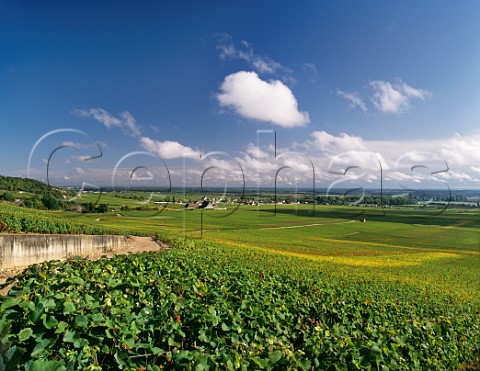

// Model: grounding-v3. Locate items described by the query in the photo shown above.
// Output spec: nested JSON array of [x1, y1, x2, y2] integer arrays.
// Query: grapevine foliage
[[0, 237, 479, 370]]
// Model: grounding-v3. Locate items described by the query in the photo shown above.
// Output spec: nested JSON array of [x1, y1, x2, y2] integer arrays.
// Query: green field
[[1, 194, 479, 369], [57, 202, 480, 299]]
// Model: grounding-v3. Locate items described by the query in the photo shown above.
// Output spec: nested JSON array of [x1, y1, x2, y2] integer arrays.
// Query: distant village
[[162, 196, 309, 210]]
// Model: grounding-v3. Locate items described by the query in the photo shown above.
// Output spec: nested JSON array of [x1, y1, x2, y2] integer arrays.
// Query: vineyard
[[1, 237, 479, 370], [0, 199, 479, 369], [0, 205, 118, 236]]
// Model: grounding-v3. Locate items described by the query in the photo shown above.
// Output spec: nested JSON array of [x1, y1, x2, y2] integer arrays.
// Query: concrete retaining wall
[[0, 234, 127, 268]]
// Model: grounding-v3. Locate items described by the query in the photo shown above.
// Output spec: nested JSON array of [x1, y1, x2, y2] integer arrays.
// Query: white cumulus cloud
[[306, 131, 368, 154], [370, 80, 431, 114], [140, 137, 201, 160], [245, 144, 271, 159], [439, 133, 480, 170], [217, 71, 310, 128]]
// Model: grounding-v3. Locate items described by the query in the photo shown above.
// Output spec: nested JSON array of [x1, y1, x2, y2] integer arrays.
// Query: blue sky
[[1, 1, 480, 190]]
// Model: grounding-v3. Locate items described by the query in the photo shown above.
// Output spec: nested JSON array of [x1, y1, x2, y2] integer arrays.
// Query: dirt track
[[88, 236, 168, 259]]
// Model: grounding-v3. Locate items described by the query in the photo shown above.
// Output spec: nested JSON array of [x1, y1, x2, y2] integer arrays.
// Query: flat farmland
[[61, 203, 480, 300], [2, 198, 480, 369]]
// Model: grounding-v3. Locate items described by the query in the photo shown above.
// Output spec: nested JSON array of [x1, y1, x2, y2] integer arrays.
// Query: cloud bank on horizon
[[59, 107, 480, 188]]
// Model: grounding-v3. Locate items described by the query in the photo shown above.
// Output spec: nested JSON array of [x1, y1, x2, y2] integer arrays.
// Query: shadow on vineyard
[[258, 206, 480, 229]]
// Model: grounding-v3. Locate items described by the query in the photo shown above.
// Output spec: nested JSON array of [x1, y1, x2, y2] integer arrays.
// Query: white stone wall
[[0, 234, 127, 268]]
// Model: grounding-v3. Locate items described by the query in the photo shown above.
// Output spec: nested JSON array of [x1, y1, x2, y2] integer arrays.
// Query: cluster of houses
[[184, 197, 303, 209], [184, 198, 216, 210]]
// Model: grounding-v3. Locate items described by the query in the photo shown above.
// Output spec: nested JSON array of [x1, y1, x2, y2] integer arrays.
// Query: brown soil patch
[[88, 236, 169, 260]]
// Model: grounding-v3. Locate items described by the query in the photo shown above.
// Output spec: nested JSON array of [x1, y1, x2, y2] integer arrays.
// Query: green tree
[[95, 204, 109, 213], [2, 192, 15, 202], [42, 193, 61, 210]]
